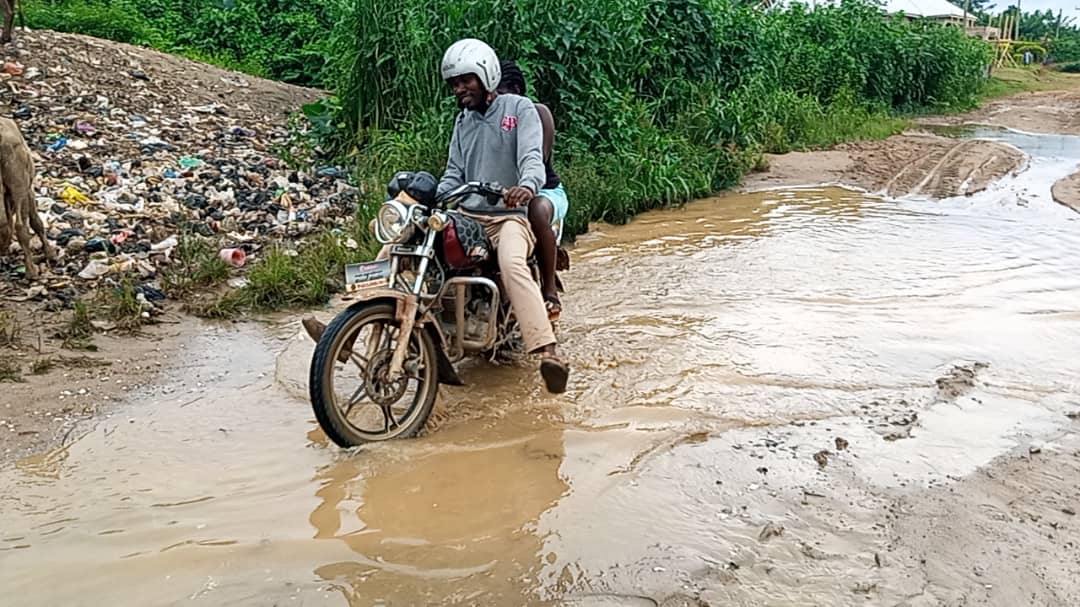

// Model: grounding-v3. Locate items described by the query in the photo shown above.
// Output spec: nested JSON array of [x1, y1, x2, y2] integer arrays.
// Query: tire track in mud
[[855, 136, 1026, 199]]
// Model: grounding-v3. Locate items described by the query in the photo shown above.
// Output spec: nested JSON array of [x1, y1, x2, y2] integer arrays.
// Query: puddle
[[923, 123, 1080, 160], [3, 133, 1080, 604]]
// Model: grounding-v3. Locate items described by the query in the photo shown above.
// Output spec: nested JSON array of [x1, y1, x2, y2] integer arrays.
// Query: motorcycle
[[308, 170, 566, 447]]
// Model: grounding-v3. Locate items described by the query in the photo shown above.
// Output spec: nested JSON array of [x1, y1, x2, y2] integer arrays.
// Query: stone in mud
[[658, 594, 709, 607], [884, 429, 912, 442], [934, 362, 988, 401], [814, 450, 830, 468], [758, 521, 785, 542]]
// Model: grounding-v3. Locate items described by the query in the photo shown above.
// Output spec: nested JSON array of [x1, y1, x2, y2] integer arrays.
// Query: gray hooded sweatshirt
[[436, 93, 546, 216]]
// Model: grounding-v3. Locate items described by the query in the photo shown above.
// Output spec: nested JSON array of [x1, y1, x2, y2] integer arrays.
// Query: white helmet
[[440, 39, 501, 93]]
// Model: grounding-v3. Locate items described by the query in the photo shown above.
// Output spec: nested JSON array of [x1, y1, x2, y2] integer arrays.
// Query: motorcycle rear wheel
[[309, 302, 438, 447]]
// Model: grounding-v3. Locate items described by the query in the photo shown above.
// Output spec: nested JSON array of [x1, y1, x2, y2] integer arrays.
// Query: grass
[[0, 358, 23, 383], [95, 278, 149, 333], [190, 224, 378, 318], [59, 300, 96, 351], [982, 66, 1080, 99], [0, 310, 21, 347], [57, 355, 112, 369], [161, 234, 231, 297], [31, 358, 55, 375]]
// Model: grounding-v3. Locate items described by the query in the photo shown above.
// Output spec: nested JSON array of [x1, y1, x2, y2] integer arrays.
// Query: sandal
[[302, 317, 354, 364], [540, 354, 570, 394], [544, 294, 562, 321]]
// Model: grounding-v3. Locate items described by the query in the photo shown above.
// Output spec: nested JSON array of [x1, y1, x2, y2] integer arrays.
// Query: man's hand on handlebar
[[504, 186, 534, 208]]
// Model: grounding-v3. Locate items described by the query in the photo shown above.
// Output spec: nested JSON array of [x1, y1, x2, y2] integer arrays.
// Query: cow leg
[[25, 197, 52, 261], [0, 173, 10, 254], [13, 209, 37, 279]]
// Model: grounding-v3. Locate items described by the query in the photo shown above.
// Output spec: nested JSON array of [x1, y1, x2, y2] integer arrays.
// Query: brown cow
[[1, 117, 54, 279]]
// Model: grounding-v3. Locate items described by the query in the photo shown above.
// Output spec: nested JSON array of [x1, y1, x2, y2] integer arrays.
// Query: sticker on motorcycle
[[344, 259, 390, 292]]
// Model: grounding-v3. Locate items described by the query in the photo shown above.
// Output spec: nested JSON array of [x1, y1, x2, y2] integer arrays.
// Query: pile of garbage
[[0, 29, 358, 304]]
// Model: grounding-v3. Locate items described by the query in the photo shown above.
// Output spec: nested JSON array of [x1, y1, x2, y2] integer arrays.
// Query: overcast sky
[[993, 0, 1080, 22]]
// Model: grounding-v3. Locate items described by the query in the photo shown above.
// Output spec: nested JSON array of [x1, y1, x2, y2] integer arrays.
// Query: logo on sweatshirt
[[501, 115, 518, 132]]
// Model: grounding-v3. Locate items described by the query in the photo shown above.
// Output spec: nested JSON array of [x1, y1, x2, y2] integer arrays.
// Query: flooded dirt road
[[3, 126, 1080, 606]]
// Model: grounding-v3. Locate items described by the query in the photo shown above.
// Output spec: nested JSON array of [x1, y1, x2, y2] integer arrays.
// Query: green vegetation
[[198, 224, 380, 316], [95, 278, 148, 333], [0, 358, 22, 383], [981, 66, 1078, 97], [329, 0, 991, 235], [0, 310, 21, 347], [30, 358, 55, 375], [160, 233, 230, 297], [59, 300, 96, 350]]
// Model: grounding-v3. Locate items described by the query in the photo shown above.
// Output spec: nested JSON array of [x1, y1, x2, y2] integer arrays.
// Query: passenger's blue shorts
[[538, 183, 569, 242]]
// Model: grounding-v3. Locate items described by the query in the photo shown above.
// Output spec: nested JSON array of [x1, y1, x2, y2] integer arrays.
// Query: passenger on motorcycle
[[496, 60, 568, 321], [302, 38, 570, 394]]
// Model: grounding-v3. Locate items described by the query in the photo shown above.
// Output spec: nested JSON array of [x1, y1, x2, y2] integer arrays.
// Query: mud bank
[[1052, 171, 1080, 213], [0, 314, 195, 462], [744, 133, 1025, 198], [922, 87, 1080, 137]]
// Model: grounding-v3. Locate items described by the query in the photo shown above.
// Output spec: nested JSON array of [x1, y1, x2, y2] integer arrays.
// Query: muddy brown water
[[3, 128, 1080, 606]]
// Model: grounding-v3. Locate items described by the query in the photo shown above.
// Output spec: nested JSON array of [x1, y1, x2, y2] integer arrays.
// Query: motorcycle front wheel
[[309, 302, 438, 447]]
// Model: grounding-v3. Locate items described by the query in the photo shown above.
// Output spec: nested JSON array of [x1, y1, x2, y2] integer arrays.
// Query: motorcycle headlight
[[374, 200, 414, 244]]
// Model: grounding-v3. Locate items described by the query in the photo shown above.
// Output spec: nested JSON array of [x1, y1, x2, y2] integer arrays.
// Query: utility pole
[[964, 0, 971, 31], [1016, 0, 1021, 40]]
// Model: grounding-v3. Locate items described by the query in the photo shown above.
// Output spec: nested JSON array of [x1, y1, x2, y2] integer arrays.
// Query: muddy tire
[[309, 302, 438, 447]]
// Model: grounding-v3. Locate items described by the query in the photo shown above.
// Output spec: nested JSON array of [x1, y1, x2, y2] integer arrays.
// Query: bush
[[327, 0, 991, 241]]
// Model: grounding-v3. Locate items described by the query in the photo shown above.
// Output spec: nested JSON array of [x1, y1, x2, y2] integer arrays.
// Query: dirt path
[[747, 80, 1080, 214], [745, 134, 1027, 198]]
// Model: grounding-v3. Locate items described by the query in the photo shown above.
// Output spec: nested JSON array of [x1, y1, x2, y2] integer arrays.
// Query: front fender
[[342, 290, 464, 387]]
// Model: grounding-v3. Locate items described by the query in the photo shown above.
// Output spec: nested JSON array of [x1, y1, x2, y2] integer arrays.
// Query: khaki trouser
[[377, 213, 556, 353]]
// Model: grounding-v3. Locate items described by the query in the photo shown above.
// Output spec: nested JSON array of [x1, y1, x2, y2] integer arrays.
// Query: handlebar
[[437, 181, 505, 207]]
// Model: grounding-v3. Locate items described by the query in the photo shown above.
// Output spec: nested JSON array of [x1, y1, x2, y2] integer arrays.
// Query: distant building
[[761, 0, 988, 35]]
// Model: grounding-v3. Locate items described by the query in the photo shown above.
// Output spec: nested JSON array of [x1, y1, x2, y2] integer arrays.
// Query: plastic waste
[[219, 248, 246, 267], [110, 229, 134, 245], [59, 185, 92, 206], [85, 237, 116, 254], [150, 237, 179, 252], [2, 61, 24, 76], [1, 40, 360, 295], [78, 259, 111, 280]]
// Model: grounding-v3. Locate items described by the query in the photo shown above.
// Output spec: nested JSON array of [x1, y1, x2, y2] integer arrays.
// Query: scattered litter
[[0, 30, 355, 304], [219, 248, 246, 267]]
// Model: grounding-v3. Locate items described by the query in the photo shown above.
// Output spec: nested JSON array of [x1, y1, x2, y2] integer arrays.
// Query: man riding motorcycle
[[302, 38, 570, 394]]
